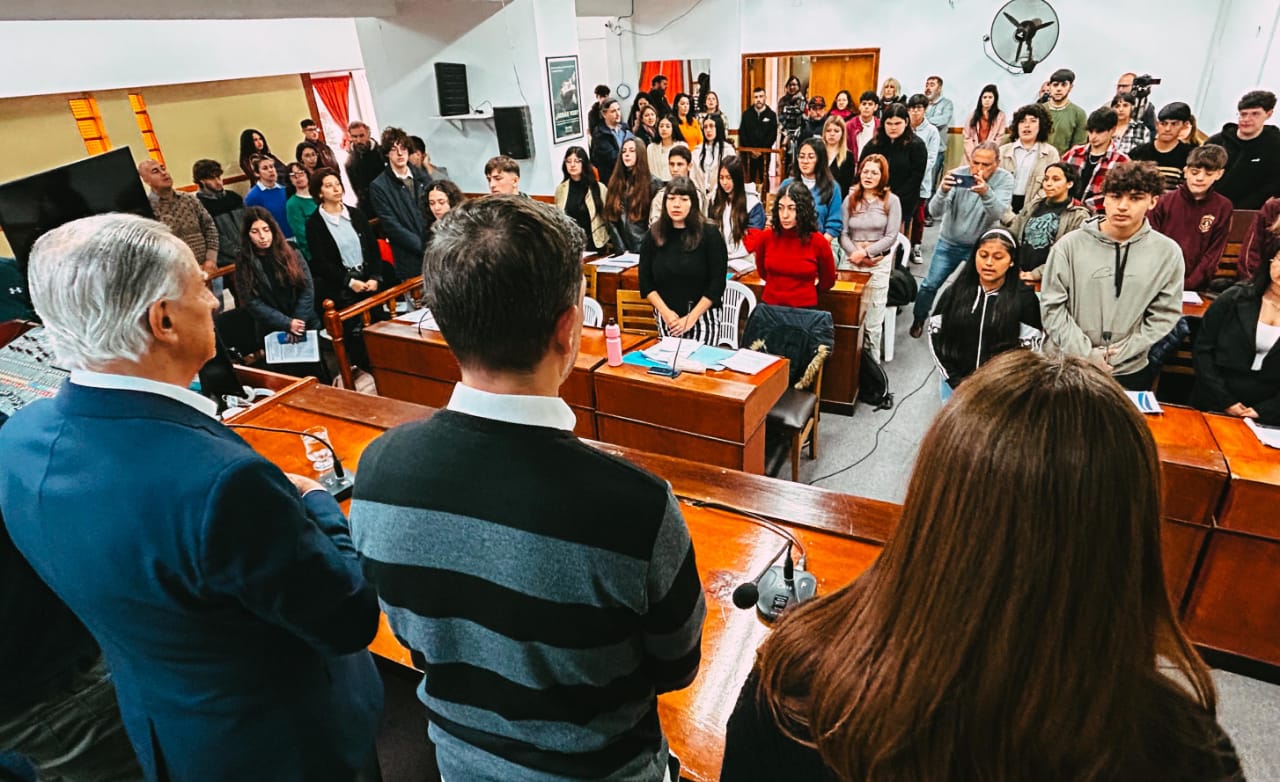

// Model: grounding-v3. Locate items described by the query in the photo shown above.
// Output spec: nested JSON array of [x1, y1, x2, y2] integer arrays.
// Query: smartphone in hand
[[952, 173, 977, 188]]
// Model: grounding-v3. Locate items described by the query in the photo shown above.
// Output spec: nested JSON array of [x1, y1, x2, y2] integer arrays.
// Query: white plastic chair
[[583, 296, 603, 328], [881, 233, 911, 362], [717, 280, 758, 349]]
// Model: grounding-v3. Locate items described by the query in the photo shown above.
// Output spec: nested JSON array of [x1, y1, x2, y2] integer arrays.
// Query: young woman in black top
[[721, 349, 1243, 782], [604, 138, 662, 252], [1193, 249, 1280, 423], [304, 169, 385, 313], [639, 175, 728, 344], [236, 206, 323, 377], [927, 228, 1042, 396], [555, 146, 617, 253], [237, 128, 286, 184]]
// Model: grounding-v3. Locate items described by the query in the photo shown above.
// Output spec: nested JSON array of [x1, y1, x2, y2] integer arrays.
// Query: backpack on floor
[[859, 351, 894, 410]]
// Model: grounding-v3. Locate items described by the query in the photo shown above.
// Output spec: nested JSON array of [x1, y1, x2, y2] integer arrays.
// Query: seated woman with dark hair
[[927, 228, 1042, 399], [236, 206, 323, 377], [423, 179, 465, 243], [745, 181, 835, 309], [721, 349, 1242, 782], [639, 175, 728, 344], [710, 155, 765, 266], [1192, 248, 1280, 424], [1008, 161, 1090, 281], [605, 138, 662, 252], [555, 145, 617, 253]]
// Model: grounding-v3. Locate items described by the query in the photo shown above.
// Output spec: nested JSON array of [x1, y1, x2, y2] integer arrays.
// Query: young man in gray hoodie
[[1041, 161, 1183, 390]]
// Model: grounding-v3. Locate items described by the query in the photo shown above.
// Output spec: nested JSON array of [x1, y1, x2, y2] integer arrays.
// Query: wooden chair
[[583, 263, 598, 302], [616, 289, 659, 336], [322, 275, 425, 389], [781, 361, 825, 482], [1214, 209, 1259, 283]]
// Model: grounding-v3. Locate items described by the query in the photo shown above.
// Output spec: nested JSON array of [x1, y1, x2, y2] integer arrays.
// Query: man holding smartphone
[[910, 141, 1014, 338]]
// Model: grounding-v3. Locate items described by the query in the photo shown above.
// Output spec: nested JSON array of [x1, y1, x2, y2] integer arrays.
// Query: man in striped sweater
[[350, 196, 705, 782]]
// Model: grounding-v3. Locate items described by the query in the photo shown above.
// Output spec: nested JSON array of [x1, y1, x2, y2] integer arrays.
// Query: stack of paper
[[727, 258, 755, 275], [1183, 291, 1204, 305], [641, 337, 704, 364], [1245, 418, 1280, 449], [588, 253, 641, 272], [720, 349, 782, 375]]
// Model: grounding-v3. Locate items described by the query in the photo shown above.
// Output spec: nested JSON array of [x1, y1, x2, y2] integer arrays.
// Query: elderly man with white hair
[[0, 214, 384, 782]]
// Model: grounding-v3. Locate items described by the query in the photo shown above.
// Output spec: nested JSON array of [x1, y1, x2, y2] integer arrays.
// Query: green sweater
[[1046, 101, 1087, 155], [286, 195, 319, 260]]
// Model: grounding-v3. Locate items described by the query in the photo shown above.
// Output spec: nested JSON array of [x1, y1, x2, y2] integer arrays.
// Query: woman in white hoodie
[[708, 156, 765, 270], [693, 114, 735, 204]]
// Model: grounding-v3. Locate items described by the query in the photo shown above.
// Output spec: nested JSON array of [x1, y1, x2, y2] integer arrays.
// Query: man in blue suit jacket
[[0, 214, 383, 781]]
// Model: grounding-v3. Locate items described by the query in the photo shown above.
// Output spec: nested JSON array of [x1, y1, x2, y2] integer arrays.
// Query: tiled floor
[[795, 225, 1280, 779]]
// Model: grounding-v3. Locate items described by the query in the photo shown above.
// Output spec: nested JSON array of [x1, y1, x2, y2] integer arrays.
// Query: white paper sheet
[[263, 331, 320, 364], [1124, 390, 1163, 415], [1183, 291, 1204, 305], [394, 308, 438, 330], [720, 349, 783, 375], [587, 253, 639, 269], [1245, 418, 1280, 449]]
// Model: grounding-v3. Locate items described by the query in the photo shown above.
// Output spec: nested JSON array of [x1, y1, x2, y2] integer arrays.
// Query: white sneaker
[[911, 246, 923, 264]]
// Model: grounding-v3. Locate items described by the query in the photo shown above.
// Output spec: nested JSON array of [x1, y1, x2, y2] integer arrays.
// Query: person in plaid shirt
[[1111, 92, 1151, 155], [1062, 107, 1130, 212]]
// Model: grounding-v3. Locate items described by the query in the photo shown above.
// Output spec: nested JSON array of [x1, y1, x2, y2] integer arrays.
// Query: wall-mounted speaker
[[494, 106, 534, 159], [434, 63, 470, 117]]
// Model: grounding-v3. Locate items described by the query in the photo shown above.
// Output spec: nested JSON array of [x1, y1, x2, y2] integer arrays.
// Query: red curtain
[[638, 61, 685, 99], [312, 75, 352, 146]]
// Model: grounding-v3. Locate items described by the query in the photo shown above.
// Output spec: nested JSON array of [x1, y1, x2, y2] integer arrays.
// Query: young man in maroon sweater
[[1147, 144, 1233, 291]]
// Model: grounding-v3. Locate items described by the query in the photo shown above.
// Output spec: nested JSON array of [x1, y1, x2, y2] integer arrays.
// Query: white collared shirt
[[255, 181, 282, 192], [446, 382, 576, 432], [320, 205, 352, 227], [70, 370, 219, 419]]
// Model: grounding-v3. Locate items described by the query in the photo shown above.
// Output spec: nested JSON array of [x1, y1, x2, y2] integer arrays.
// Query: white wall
[[0, 18, 366, 98], [357, 0, 583, 195], [602, 0, 1272, 133], [577, 16, 611, 103]]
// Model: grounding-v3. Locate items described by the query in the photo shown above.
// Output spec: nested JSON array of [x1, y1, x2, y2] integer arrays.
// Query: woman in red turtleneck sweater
[[744, 181, 837, 307]]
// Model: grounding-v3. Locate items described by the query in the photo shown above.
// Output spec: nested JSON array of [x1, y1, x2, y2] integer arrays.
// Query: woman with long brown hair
[[605, 137, 662, 252], [840, 153, 901, 362], [236, 206, 322, 377], [721, 350, 1242, 781], [709, 155, 765, 266]]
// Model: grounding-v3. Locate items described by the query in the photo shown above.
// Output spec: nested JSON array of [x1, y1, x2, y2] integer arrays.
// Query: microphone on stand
[[226, 423, 356, 500], [683, 496, 817, 622], [732, 540, 791, 609]]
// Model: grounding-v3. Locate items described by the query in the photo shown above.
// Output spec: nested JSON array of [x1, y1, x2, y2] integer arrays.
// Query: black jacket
[[237, 251, 320, 334], [929, 278, 1043, 388], [590, 122, 633, 185], [1192, 283, 1280, 423], [739, 106, 779, 150], [1206, 123, 1280, 210], [304, 206, 389, 316], [344, 145, 387, 214], [368, 166, 432, 281], [859, 135, 928, 222]]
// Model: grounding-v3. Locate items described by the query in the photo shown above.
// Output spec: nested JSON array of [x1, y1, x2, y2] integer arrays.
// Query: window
[[128, 92, 164, 166], [67, 95, 110, 155]]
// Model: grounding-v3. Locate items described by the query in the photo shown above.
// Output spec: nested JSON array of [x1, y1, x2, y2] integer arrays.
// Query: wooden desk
[[361, 321, 649, 439], [588, 264, 640, 325], [229, 379, 896, 782], [1183, 415, 1280, 666], [738, 270, 869, 415], [1144, 405, 1229, 606], [593, 357, 789, 474]]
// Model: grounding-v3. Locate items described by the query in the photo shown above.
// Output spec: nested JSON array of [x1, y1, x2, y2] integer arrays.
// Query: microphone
[[682, 496, 817, 622], [732, 540, 790, 609], [226, 423, 356, 500]]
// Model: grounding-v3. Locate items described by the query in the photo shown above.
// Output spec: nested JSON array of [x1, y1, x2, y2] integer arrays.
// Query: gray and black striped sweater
[[350, 410, 706, 781]]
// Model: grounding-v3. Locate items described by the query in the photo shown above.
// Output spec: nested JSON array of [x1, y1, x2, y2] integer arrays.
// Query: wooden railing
[[321, 275, 425, 389]]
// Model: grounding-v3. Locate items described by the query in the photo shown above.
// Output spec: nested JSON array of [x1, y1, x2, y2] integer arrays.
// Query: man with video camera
[[1116, 73, 1160, 135]]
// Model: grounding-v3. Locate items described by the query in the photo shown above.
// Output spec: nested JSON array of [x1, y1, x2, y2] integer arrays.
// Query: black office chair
[[742, 304, 834, 481]]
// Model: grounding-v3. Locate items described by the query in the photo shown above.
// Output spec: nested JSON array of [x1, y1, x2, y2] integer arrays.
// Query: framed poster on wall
[[545, 55, 583, 143]]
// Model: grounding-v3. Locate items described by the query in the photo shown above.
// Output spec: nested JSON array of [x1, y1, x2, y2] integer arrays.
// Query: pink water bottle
[[605, 318, 623, 366]]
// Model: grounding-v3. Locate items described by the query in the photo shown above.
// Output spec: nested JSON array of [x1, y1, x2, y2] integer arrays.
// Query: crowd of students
[[574, 72, 1280, 422]]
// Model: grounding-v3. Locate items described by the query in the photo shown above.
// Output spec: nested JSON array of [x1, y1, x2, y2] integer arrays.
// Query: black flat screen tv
[[0, 147, 153, 273]]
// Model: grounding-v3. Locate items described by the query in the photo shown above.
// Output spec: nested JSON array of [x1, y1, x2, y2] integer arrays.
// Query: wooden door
[[808, 51, 879, 107]]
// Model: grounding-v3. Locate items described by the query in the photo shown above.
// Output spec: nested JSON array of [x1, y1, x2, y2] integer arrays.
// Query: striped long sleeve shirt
[[350, 406, 705, 781]]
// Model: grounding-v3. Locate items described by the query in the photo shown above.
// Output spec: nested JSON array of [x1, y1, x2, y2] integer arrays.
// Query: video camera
[[779, 99, 805, 133], [1131, 74, 1162, 101]]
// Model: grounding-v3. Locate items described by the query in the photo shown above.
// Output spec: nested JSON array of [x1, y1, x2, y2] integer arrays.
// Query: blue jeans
[[913, 237, 974, 322]]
